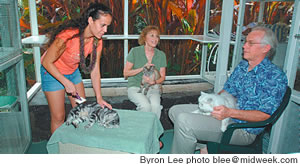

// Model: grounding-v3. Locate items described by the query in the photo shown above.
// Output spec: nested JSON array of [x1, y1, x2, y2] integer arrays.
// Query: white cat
[[197, 91, 237, 132]]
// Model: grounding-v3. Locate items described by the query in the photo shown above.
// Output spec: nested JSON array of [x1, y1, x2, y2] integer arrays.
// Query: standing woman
[[123, 25, 167, 119], [41, 3, 113, 133]]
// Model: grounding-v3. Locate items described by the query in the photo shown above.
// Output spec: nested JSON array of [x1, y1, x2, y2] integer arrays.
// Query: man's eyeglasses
[[244, 41, 266, 47]]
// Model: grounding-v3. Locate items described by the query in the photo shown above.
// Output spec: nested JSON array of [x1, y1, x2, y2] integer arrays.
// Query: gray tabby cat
[[65, 102, 120, 129], [138, 65, 162, 95], [85, 106, 120, 129], [197, 91, 237, 132]]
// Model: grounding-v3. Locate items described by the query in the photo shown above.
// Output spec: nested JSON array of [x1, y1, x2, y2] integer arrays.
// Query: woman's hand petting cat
[[144, 63, 154, 68], [97, 98, 112, 110], [211, 105, 231, 120]]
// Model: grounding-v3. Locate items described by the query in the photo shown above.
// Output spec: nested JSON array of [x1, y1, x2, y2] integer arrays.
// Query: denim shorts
[[41, 66, 82, 92]]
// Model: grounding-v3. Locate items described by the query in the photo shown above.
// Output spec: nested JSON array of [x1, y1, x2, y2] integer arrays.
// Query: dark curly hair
[[46, 3, 112, 73], [46, 3, 112, 47]]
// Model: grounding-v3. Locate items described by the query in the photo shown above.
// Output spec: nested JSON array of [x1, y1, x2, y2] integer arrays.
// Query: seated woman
[[123, 25, 167, 119]]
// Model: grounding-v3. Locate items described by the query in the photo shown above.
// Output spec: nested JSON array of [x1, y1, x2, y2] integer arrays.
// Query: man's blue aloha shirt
[[223, 58, 288, 135]]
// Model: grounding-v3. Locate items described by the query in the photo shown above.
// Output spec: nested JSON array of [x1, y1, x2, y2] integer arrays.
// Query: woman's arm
[[147, 67, 166, 85], [42, 38, 76, 95], [155, 67, 166, 84], [90, 49, 112, 109], [123, 61, 144, 79]]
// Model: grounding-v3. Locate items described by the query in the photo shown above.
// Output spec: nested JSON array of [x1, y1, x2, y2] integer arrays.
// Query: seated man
[[168, 26, 288, 154]]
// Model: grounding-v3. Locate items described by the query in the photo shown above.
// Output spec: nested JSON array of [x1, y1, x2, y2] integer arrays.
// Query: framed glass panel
[[0, 57, 30, 153], [128, 0, 213, 35], [22, 46, 36, 90], [128, 39, 203, 76], [0, 65, 21, 113], [0, 0, 21, 63], [100, 40, 125, 78]]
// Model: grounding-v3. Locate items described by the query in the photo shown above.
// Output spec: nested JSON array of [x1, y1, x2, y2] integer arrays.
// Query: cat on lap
[[197, 91, 237, 132]]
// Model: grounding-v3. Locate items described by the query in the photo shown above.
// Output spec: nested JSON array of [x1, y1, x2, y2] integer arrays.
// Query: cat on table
[[65, 102, 120, 129]]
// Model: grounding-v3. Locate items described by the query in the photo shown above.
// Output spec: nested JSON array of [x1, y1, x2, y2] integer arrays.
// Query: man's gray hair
[[252, 26, 278, 59]]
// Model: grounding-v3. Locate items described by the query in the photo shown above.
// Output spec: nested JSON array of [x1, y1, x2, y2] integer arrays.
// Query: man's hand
[[211, 105, 230, 120], [213, 105, 271, 122]]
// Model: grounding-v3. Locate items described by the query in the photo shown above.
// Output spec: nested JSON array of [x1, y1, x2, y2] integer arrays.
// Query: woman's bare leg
[[67, 82, 85, 108], [44, 89, 66, 133]]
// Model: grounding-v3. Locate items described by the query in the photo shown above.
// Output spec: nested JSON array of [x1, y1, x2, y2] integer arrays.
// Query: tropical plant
[[128, 0, 215, 75], [18, 0, 294, 81], [19, 0, 125, 79], [22, 48, 36, 88]]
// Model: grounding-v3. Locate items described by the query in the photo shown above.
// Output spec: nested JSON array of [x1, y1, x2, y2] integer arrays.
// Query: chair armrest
[[221, 119, 271, 144], [220, 86, 291, 145]]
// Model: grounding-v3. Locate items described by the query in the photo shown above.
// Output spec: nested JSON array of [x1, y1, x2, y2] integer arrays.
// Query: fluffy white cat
[[197, 91, 237, 132]]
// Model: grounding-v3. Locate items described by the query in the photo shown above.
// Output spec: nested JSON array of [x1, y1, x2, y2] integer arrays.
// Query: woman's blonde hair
[[138, 25, 160, 45]]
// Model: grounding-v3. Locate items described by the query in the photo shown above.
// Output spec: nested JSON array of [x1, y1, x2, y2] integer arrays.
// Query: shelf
[[0, 53, 22, 70], [102, 34, 220, 44], [21, 34, 221, 45], [102, 35, 139, 40], [190, 35, 219, 43], [21, 35, 47, 45], [0, 47, 21, 60], [0, 96, 18, 112]]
